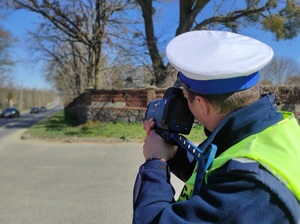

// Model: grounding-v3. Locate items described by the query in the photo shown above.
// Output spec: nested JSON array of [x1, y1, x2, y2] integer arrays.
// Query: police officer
[[133, 30, 300, 223]]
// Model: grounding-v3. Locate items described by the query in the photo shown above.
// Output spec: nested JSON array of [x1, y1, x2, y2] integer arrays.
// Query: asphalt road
[[0, 104, 62, 139], [0, 129, 184, 224]]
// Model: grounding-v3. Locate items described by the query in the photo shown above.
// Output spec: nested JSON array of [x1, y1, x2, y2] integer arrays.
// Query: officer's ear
[[194, 95, 211, 117]]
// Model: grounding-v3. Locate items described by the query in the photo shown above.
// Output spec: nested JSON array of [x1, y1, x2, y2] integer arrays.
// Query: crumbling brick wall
[[65, 85, 300, 124], [65, 87, 165, 123]]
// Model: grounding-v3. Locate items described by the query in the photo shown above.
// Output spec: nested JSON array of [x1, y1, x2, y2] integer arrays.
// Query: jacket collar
[[199, 94, 283, 157]]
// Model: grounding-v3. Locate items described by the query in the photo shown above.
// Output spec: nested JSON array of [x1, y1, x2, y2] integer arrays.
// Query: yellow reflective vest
[[178, 112, 300, 202]]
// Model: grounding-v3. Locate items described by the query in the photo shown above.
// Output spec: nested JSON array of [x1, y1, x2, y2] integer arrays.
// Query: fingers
[[143, 118, 155, 129], [143, 118, 155, 136], [143, 130, 178, 161]]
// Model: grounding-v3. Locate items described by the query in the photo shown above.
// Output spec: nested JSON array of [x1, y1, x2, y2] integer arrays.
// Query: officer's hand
[[143, 118, 155, 137], [143, 130, 177, 162]]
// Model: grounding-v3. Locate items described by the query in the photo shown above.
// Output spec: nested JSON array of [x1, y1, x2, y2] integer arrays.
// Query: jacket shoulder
[[209, 158, 300, 223]]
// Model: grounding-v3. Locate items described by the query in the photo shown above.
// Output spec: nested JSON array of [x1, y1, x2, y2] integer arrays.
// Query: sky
[[2, 4, 300, 90], [2, 10, 49, 90]]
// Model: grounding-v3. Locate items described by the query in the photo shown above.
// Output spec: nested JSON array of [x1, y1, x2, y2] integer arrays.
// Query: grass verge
[[23, 110, 206, 143]]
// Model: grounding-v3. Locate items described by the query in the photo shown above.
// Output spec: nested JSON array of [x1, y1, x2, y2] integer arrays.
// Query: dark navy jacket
[[133, 95, 300, 223]]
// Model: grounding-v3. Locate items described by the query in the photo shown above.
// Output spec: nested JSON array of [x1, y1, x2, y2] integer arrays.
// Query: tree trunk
[[136, 0, 168, 86]]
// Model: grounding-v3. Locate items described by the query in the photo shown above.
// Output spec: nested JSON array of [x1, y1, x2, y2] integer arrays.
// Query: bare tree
[[40, 39, 89, 102], [0, 7, 58, 109], [136, 0, 300, 87], [0, 26, 15, 81], [0, 12, 16, 107], [261, 57, 300, 85], [8, 0, 132, 91], [5, 0, 300, 94], [285, 76, 300, 86]]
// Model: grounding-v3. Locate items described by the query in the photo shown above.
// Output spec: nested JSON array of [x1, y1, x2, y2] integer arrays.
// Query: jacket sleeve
[[133, 159, 292, 224], [133, 159, 175, 223]]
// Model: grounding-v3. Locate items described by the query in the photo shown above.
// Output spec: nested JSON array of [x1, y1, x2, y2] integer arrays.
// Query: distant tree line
[[0, 84, 58, 111], [2, 0, 300, 105]]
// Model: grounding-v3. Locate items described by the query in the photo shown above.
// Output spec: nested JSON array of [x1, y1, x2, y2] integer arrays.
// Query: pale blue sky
[[3, 10, 48, 89], [3, 5, 300, 90]]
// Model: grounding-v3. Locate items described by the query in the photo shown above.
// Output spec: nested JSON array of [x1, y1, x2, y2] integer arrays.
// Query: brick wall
[[65, 87, 166, 123], [65, 85, 300, 124]]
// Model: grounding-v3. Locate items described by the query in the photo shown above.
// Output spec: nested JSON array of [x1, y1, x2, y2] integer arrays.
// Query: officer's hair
[[186, 85, 260, 114]]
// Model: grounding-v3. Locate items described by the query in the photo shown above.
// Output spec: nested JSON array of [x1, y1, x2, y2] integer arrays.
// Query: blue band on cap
[[178, 71, 259, 94]]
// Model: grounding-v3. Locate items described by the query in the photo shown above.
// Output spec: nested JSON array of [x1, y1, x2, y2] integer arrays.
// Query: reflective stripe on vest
[[178, 112, 300, 202]]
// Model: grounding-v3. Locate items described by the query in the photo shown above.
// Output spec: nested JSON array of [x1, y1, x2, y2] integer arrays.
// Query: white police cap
[[166, 30, 273, 94]]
